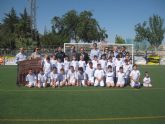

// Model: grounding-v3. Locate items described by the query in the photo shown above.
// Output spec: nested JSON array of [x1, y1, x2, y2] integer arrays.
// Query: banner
[[18, 59, 42, 85]]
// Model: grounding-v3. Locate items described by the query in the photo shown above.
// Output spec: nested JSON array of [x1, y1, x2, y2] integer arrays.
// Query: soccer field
[[0, 65, 165, 124]]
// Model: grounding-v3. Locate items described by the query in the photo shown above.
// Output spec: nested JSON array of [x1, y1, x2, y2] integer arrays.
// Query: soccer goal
[[64, 42, 134, 62]]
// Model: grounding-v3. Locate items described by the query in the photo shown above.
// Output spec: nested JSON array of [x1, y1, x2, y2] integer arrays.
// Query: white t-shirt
[[123, 64, 131, 77], [143, 77, 151, 84], [99, 59, 107, 70], [90, 49, 100, 60], [16, 52, 26, 63], [117, 72, 125, 82], [94, 69, 105, 79], [26, 73, 36, 82], [50, 59, 57, 68], [43, 61, 52, 74], [92, 60, 98, 69], [115, 59, 123, 72], [56, 62, 64, 73], [50, 72, 58, 80], [67, 70, 77, 80], [130, 70, 140, 81], [38, 73, 45, 83], [64, 60, 70, 71], [78, 60, 86, 70], [70, 60, 79, 70], [106, 71, 114, 82], [85, 67, 95, 78]]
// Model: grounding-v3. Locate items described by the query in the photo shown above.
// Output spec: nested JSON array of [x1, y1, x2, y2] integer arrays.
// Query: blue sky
[[0, 0, 165, 43]]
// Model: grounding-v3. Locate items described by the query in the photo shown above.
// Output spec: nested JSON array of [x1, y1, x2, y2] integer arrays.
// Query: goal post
[[64, 43, 134, 63]]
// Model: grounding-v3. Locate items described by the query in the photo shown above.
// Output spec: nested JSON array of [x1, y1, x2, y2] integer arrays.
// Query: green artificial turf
[[0, 65, 165, 124]]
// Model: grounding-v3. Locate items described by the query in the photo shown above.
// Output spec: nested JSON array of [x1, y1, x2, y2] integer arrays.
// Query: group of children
[[25, 53, 152, 88]]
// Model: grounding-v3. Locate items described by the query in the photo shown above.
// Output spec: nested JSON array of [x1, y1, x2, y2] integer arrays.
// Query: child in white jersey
[[94, 64, 105, 87], [56, 58, 64, 73], [123, 60, 131, 86], [78, 55, 86, 71], [106, 65, 115, 87], [116, 67, 125, 87], [143, 72, 152, 87], [67, 66, 77, 86], [85, 62, 95, 86], [64, 55, 70, 74], [43, 56, 52, 87], [25, 69, 37, 88], [92, 55, 99, 69], [130, 64, 141, 88], [37, 68, 46, 88], [99, 54, 107, 71], [57, 68, 67, 87], [50, 67, 58, 88], [70, 55, 79, 70], [77, 67, 87, 86]]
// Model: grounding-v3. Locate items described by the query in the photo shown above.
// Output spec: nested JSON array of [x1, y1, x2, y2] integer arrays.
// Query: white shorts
[[143, 83, 152, 87], [106, 80, 114, 86], [28, 81, 36, 86], [88, 77, 94, 83], [116, 81, 125, 86], [130, 80, 141, 87], [94, 79, 105, 87]]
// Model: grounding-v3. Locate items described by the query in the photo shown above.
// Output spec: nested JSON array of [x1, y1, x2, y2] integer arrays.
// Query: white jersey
[[26, 73, 36, 82], [90, 49, 100, 60], [115, 59, 123, 72], [16, 52, 26, 63], [64, 60, 70, 72], [50, 59, 57, 68], [70, 60, 79, 70], [78, 60, 86, 70], [123, 64, 131, 77], [94, 69, 105, 79], [85, 67, 95, 78], [99, 59, 107, 70], [106, 71, 114, 82], [130, 70, 140, 81], [67, 70, 77, 80], [143, 77, 151, 84], [92, 60, 98, 69], [38, 73, 45, 83], [56, 62, 64, 73], [43, 61, 52, 74], [50, 72, 58, 80], [117, 72, 125, 83]]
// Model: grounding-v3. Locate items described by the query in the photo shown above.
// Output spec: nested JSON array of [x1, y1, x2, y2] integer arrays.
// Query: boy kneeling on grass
[[130, 64, 141, 88], [25, 69, 37, 88]]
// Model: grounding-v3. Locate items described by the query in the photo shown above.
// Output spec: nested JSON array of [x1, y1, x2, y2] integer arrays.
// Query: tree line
[[0, 7, 164, 51]]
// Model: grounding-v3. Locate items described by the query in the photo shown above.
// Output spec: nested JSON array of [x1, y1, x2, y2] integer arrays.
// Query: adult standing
[[78, 47, 89, 63], [15, 47, 27, 86], [30, 47, 41, 59], [90, 43, 100, 60], [55, 46, 65, 62], [68, 45, 78, 60]]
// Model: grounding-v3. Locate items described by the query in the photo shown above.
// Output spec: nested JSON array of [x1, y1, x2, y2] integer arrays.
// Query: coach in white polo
[[15, 47, 27, 85], [16, 47, 26, 63]]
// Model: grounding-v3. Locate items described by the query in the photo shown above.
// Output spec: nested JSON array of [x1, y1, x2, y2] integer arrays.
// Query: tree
[[135, 15, 165, 51], [115, 35, 125, 44], [51, 10, 108, 43]]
